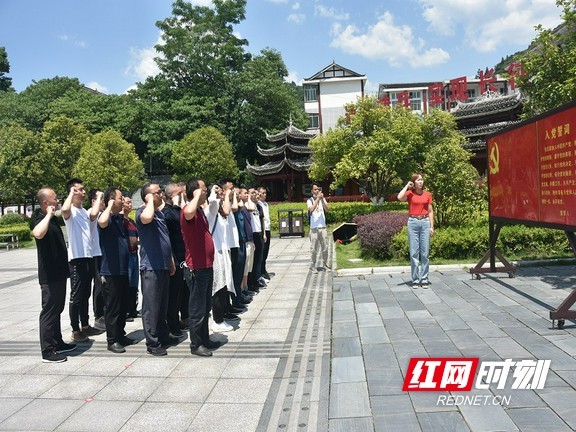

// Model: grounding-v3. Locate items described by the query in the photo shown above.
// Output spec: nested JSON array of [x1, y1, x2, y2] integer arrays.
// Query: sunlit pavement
[[1, 237, 576, 431]]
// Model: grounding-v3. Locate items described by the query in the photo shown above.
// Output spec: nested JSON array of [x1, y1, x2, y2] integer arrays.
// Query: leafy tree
[[230, 48, 308, 164], [171, 126, 239, 185], [308, 97, 427, 203], [0, 125, 44, 200], [73, 130, 144, 192], [40, 116, 92, 193], [155, 0, 250, 97], [517, 0, 576, 116], [16, 77, 85, 131], [0, 47, 13, 92], [423, 135, 484, 227]]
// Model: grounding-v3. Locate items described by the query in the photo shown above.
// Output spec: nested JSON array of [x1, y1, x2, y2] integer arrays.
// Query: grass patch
[[334, 237, 574, 270]]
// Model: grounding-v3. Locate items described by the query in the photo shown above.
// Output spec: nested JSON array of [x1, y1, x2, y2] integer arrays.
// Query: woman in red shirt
[[397, 173, 434, 289]]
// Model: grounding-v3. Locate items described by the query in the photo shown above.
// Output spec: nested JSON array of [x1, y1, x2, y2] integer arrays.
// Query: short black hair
[[140, 182, 152, 201], [66, 178, 83, 193], [311, 181, 321, 188], [88, 188, 101, 202], [186, 178, 201, 201], [103, 186, 119, 204]]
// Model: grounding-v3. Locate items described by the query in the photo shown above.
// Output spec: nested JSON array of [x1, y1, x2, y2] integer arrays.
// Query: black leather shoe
[[107, 342, 126, 354], [230, 306, 246, 314], [147, 347, 167, 356], [119, 336, 136, 346], [162, 336, 180, 348], [205, 340, 223, 349], [190, 345, 213, 357]]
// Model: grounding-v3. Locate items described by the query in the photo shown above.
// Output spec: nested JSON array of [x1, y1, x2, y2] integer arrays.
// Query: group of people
[[33, 177, 273, 363]]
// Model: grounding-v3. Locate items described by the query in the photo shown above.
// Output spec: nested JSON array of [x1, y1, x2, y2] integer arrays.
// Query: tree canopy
[[73, 130, 144, 192], [171, 126, 239, 185], [309, 97, 428, 203], [0, 47, 13, 93], [517, 0, 576, 116]]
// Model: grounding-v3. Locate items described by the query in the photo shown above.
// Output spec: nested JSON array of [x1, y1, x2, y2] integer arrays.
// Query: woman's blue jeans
[[407, 217, 430, 284]]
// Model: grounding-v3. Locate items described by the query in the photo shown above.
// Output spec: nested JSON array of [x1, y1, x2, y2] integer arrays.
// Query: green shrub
[[0, 224, 32, 242], [0, 213, 26, 226], [268, 201, 408, 232], [389, 223, 572, 261]]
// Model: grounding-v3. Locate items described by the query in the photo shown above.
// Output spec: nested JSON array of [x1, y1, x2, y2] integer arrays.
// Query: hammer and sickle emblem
[[489, 142, 500, 175]]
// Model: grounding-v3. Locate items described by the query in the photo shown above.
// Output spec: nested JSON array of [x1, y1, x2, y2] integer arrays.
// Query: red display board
[[488, 102, 576, 229]]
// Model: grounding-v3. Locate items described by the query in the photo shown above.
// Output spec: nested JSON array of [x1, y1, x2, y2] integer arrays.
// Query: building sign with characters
[[488, 102, 576, 229]]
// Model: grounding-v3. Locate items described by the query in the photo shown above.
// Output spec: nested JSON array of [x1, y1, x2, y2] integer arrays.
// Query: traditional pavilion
[[246, 123, 318, 202], [451, 91, 524, 174]]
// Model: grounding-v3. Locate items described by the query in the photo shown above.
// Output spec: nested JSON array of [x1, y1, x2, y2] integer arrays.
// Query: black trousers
[[212, 287, 228, 323], [141, 270, 170, 349], [92, 256, 105, 319], [184, 267, 213, 349], [103, 275, 130, 345], [68, 258, 92, 331], [249, 232, 264, 287], [231, 243, 245, 301], [167, 265, 185, 334], [39, 280, 67, 357], [261, 230, 271, 275]]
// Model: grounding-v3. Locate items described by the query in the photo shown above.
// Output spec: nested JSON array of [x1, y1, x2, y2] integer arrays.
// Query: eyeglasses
[[152, 191, 164, 196]]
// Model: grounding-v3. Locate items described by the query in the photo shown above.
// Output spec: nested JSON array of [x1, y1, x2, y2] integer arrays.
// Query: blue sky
[[0, 0, 564, 95]]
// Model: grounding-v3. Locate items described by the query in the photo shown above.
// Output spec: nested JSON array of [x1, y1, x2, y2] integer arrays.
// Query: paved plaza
[[1, 236, 576, 431]]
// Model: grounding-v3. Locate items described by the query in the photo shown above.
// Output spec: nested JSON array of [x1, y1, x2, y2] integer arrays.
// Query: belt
[[409, 215, 429, 220]]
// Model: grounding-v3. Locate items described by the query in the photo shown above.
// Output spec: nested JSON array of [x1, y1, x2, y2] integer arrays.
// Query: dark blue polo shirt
[[98, 213, 129, 276], [136, 207, 172, 271]]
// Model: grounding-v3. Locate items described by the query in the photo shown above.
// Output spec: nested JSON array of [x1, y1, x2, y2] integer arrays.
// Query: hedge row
[[389, 224, 571, 261], [0, 224, 32, 242], [351, 210, 573, 261], [268, 201, 408, 232]]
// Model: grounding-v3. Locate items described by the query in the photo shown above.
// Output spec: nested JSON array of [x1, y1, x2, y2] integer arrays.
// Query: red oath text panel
[[488, 104, 576, 228]]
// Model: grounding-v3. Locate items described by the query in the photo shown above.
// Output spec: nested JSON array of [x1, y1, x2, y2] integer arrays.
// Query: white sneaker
[[212, 321, 234, 332]]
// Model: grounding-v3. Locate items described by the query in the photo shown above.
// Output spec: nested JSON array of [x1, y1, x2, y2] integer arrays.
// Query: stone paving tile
[[0, 374, 66, 398], [332, 337, 362, 358], [329, 382, 372, 418], [536, 387, 576, 429], [360, 326, 390, 345], [220, 357, 280, 379], [72, 356, 142, 377], [332, 321, 359, 338], [457, 393, 520, 432], [332, 356, 366, 384], [0, 398, 84, 431], [120, 356, 182, 377], [329, 417, 375, 432], [206, 378, 273, 404], [418, 411, 471, 432], [119, 402, 200, 432], [187, 403, 263, 432], [94, 376, 164, 401], [148, 377, 218, 403], [0, 398, 32, 424], [357, 312, 384, 328], [506, 407, 572, 431], [40, 375, 114, 399], [373, 412, 421, 432], [56, 400, 142, 432]]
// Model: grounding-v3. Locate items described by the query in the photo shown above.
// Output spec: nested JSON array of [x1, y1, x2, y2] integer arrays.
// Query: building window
[[304, 85, 318, 102], [409, 91, 422, 111], [308, 113, 319, 129]]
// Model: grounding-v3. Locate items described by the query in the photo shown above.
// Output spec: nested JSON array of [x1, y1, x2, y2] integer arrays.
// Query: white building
[[303, 62, 367, 133]]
